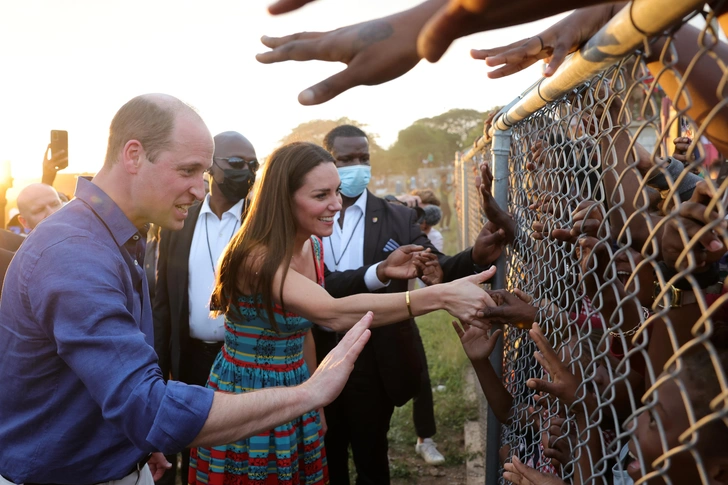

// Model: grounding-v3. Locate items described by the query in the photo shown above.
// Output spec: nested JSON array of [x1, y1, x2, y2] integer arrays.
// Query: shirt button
[[134, 260, 139, 266], [132, 235, 140, 241]]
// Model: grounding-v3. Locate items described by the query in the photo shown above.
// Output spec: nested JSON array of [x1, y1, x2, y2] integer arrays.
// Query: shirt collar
[[74, 177, 145, 247], [199, 194, 246, 222], [334, 190, 367, 225], [352, 189, 368, 211]]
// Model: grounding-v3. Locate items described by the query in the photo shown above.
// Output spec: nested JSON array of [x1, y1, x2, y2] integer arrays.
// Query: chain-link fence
[[454, 2, 728, 484]]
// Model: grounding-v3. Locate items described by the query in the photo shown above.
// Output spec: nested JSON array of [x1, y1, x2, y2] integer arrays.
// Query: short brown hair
[[103, 95, 185, 166], [412, 189, 441, 206]]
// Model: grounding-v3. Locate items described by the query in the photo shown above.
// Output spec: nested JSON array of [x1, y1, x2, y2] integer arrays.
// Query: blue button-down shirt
[[0, 178, 214, 484]]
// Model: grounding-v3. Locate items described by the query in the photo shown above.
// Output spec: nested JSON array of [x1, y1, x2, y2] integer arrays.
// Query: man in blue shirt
[[0, 94, 372, 485]]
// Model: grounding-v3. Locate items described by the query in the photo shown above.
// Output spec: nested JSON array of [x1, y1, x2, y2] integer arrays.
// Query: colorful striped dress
[[189, 237, 328, 485]]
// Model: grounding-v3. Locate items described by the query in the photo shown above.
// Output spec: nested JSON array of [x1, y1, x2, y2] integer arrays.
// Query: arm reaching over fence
[[471, 3, 624, 78], [256, 0, 447, 105]]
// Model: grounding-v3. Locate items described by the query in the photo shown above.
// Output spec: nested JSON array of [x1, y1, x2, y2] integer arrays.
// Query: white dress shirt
[[428, 228, 444, 252], [188, 195, 245, 342], [323, 190, 388, 297]]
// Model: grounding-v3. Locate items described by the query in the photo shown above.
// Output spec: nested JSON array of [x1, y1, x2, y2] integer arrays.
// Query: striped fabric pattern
[[189, 237, 328, 485]]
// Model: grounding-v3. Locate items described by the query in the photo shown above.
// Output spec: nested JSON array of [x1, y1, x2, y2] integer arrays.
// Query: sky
[[0, 0, 564, 189]]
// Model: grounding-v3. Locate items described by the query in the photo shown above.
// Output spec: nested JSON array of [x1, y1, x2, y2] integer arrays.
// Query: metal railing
[[453, 1, 728, 484]]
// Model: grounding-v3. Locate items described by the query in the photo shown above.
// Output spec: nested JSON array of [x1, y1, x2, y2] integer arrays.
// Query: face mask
[[214, 163, 255, 202], [338, 165, 371, 198]]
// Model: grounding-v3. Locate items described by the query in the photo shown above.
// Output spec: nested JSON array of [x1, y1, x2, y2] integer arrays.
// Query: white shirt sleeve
[[364, 262, 391, 291]]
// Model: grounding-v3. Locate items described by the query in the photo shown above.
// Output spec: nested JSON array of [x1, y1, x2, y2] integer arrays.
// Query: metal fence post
[[461, 153, 470, 249], [484, 128, 511, 485]]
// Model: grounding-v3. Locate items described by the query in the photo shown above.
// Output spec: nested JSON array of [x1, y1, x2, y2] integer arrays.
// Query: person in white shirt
[[152, 131, 258, 483], [420, 205, 444, 253]]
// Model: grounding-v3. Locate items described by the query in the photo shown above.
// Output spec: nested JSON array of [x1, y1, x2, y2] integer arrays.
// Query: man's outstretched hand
[[257, 1, 448, 105], [306, 312, 373, 408]]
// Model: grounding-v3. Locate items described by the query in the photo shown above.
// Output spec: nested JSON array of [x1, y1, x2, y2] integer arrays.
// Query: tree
[[415, 108, 485, 142], [387, 124, 460, 174], [278, 118, 388, 174]]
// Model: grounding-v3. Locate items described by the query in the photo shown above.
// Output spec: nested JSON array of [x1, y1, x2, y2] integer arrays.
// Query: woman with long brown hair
[[189, 142, 494, 485]]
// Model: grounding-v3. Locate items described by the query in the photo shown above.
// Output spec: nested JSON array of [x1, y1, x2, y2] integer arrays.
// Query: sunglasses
[[213, 157, 259, 173]]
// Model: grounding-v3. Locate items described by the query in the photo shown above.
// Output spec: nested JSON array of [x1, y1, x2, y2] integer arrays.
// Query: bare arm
[[452, 321, 514, 424], [263, 262, 497, 331], [645, 24, 728, 156], [189, 313, 371, 447], [418, 0, 616, 63]]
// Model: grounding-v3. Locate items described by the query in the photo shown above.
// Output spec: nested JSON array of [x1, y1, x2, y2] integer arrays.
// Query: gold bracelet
[[405, 290, 414, 318]]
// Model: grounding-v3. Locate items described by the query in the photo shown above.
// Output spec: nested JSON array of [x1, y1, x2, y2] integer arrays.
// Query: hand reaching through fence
[[452, 319, 517, 424], [661, 179, 727, 272], [550, 200, 607, 243], [477, 161, 516, 243], [481, 289, 537, 329], [502, 455, 569, 485]]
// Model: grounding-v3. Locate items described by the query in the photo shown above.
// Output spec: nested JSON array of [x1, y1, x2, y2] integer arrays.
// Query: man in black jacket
[[316, 125, 509, 484], [153, 131, 258, 483]]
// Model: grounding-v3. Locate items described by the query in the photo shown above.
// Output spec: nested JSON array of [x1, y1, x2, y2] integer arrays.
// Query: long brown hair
[[210, 142, 335, 332]]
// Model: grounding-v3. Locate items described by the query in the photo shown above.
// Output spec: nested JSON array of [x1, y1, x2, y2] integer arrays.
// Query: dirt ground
[[389, 440, 468, 485]]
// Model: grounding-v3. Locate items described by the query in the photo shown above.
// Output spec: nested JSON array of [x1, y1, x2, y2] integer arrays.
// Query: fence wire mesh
[[455, 4, 728, 484]]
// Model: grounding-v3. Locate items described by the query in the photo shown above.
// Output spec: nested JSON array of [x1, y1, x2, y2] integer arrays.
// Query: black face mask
[[214, 165, 256, 202]]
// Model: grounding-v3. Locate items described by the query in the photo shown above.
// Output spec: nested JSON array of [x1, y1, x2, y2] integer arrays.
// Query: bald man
[[16, 182, 63, 231], [0, 95, 371, 485], [153, 130, 259, 482]]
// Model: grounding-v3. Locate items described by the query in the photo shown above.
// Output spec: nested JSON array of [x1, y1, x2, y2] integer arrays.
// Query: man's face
[[135, 114, 213, 230], [19, 185, 63, 230], [330, 136, 370, 168], [627, 375, 702, 484], [210, 136, 258, 201]]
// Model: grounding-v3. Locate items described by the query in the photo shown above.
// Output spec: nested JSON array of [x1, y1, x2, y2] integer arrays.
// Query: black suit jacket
[[324, 191, 475, 406], [153, 204, 204, 380], [0, 229, 24, 252], [0, 248, 14, 294]]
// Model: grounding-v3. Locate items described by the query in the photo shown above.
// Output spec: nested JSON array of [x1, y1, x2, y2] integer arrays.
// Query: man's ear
[[121, 139, 145, 174], [17, 215, 30, 231]]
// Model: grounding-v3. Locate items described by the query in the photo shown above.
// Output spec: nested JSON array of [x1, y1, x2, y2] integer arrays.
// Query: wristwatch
[[653, 281, 722, 308]]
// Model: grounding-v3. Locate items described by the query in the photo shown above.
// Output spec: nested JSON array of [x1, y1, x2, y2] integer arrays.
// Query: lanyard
[[328, 211, 364, 269], [204, 208, 242, 275]]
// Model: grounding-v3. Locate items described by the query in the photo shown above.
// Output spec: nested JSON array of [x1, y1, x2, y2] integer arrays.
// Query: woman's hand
[[452, 319, 502, 362]]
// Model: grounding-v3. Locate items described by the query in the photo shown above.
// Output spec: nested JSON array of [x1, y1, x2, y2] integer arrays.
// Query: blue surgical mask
[[338, 165, 371, 198]]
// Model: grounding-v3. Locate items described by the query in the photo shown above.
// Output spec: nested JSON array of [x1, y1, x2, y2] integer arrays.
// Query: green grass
[[384, 215, 477, 483], [345, 202, 475, 483]]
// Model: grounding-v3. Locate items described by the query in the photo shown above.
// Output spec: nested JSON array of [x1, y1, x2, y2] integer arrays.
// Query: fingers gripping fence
[[455, 2, 728, 484]]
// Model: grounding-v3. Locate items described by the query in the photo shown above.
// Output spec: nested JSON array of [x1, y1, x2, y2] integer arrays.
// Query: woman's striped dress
[[189, 237, 328, 485]]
